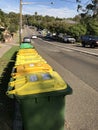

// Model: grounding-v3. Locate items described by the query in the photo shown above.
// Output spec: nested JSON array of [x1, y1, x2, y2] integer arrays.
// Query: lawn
[[0, 46, 19, 130]]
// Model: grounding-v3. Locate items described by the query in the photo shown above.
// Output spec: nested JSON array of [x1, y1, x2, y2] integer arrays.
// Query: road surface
[[31, 38, 98, 130]]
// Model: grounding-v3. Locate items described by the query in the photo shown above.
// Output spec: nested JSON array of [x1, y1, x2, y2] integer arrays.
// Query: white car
[[63, 36, 76, 43], [23, 37, 31, 43], [32, 35, 37, 39]]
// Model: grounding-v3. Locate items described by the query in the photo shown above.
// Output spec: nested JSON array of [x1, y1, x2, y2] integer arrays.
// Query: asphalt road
[[31, 38, 98, 130]]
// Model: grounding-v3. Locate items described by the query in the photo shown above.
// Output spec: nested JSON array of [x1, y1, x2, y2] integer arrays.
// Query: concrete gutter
[[61, 45, 98, 57], [44, 39, 98, 57]]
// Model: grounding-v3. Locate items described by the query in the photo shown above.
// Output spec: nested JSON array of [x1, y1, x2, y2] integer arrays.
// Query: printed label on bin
[[29, 64, 34, 67], [29, 75, 38, 82], [41, 73, 52, 80]]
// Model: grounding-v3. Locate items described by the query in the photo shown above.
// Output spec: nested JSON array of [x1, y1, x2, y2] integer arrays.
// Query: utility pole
[[19, 0, 22, 44], [19, 0, 53, 44]]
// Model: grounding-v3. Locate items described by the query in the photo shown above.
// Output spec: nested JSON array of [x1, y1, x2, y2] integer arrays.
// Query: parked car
[[81, 35, 98, 48], [31, 35, 37, 39], [63, 36, 76, 43], [23, 37, 31, 43], [44, 33, 52, 40]]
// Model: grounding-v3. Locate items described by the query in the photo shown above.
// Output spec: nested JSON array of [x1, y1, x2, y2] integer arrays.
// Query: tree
[[8, 23, 18, 33], [0, 9, 8, 27], [73, 15, 81, 22], [76, 0, 98, 17], [34, 12, 38, 16], [87, 18, 98, 35], [8, 12, 19, 25], [0, 30, 4, 41], [67, 24, 87, 41], [47, 21, 68, 34]]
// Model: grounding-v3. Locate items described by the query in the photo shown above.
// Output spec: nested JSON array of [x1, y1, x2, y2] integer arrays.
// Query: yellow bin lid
[[7, 71, 68, 96], [15, 59, 47, 65], [18, 48, 38, 54], [11, 63, 53, 78]]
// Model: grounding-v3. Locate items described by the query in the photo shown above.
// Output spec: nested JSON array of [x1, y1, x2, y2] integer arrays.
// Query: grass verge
[[0, 46, 19, 130]]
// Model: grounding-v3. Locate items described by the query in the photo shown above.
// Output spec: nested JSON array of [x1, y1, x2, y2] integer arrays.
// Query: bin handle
[[6, 90, 16, 99]]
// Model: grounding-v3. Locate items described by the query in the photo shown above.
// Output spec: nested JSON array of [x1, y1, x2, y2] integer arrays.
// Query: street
[[0, 1, 98, 130], [31, 38, 98, 130]]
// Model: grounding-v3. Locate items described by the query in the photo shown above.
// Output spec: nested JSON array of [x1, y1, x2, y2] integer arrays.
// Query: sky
[[0, 0, 90, 18]]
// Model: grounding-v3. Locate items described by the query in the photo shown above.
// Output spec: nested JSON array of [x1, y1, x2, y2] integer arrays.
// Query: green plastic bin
[[6, 71, 72, 130], [20, 43, 34, 49]]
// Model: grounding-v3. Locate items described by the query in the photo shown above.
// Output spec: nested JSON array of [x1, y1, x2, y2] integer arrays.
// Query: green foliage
[[0, 8, 98, 41], [8, 12, 19, 25], [76, 0, 98, 17], [23, 14, 72, 35], [0, 10, 19, 34], [86, 18, 98, 35], [67, 24, 87, 41], [8, 12, 19, 33], [22, 13, 98, 40], [0, 30, 3, 41], [8, 23, 18, 33], [73, 15, 81, 22], [0, 9, 5, 24]]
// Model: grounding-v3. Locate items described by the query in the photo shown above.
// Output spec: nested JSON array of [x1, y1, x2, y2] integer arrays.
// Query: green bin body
[[20, 43, 34, 49], [18, 86, 72, 130], [6, 72, 72, 130]]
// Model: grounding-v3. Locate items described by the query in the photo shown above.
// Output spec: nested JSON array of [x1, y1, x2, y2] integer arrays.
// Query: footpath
[[0, 37, 19, 58], [0, 43, 13, 58]]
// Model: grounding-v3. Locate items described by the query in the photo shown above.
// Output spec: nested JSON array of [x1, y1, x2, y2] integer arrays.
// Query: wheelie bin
[[6, 71, 72, 130], [11, 62, 53, 78], [15, 53, 47, 65], [16, 54, 43, 61], [17, 48, 38, 56], [20, 43, 34, 49], [15, 58, 47, 65]]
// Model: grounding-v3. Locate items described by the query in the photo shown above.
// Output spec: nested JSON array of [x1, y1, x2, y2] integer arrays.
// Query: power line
[[60, 0, 76, 3], [22, 1, 54, 5]]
